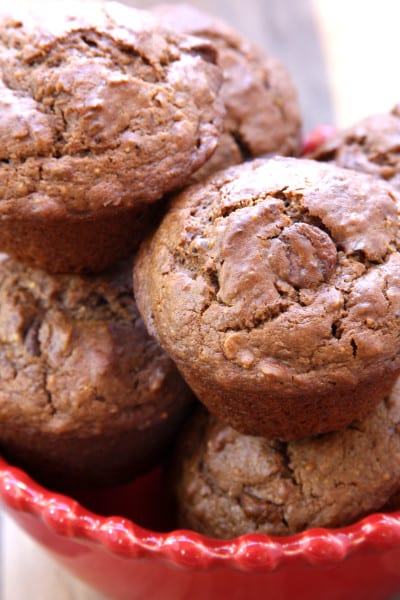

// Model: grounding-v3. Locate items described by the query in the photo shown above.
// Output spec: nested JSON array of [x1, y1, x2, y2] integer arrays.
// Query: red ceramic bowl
[[1, 454, 400, 600], [2, 127, 400, 600]]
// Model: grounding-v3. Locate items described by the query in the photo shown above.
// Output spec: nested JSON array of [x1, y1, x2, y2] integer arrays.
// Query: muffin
[[134, 156, 400, 440], [171, 386, 400, 538], [152, 3, 301, 182], [0, 0, 224, 272], [307, 105, 400, 191], [0, 254, 194, 490]]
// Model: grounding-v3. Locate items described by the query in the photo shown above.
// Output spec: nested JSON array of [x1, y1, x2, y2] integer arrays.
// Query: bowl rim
[[1, 454, 400, 573]]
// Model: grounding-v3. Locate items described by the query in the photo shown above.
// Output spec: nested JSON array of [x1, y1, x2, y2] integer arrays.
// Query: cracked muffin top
[[134, 156, 400, 440], [308, 105, 400, 192], [152, 3, 302, 182], [171, 389, 400, 538], [0, 0, 224, 215], [0, 254, 194, 487]]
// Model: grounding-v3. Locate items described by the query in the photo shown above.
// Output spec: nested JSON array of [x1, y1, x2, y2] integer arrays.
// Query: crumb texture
[[0, 0, 224, 214], [152, 3, 302, 181], [0, 254, 193, 487], [308, 105, 400, 192], [134, 157, 400, 439], [172, 391, 400, 537]]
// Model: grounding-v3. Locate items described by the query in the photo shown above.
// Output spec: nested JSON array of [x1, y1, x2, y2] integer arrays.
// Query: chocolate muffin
[[0, 0, 224, 272], [134, 156, 400, 440], [152, 3, 302, 182], [308, 105, 400, 191], [171, 388, 400, 538], [0, 254, 194, 490]]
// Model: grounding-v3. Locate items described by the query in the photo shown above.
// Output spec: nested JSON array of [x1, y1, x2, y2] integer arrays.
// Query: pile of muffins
[[0, 0, 400, 539]]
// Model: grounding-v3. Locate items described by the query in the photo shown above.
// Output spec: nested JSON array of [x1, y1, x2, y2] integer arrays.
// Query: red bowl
[[1, 453, 400, 600]]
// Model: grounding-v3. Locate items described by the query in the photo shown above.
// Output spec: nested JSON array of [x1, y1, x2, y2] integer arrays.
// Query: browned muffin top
[[0, 253, 191, 435], [0, 0, 224, 216], [172, 388, 400, 538], [152, 3, 301, 181], [308, 105, 400, 191], [134, 156, 400, 439]]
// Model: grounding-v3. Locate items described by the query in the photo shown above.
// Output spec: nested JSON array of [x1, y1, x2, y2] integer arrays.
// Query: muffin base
[[0, 204, 157, 273]]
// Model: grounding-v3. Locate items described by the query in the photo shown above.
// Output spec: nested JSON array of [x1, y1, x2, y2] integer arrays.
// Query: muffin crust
[[0, 254, 194, 489], [134, 157, 400, 439], [153, 3, 301, 181], [308, 105, 400, 192], [171, 393, 400, 538], [0, 0, 224, 271]]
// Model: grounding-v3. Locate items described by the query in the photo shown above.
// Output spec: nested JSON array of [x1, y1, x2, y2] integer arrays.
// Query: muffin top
[[0, 254, 192, 436], [172, 388, 400, 538], [308, 105, 400, 191], [134, 156, 400, 438], [152, 3, 301, 180], [0, 0, 224, 215]]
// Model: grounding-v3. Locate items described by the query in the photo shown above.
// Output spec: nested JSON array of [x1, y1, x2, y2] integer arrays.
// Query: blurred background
[[1, 0, 400, 598]]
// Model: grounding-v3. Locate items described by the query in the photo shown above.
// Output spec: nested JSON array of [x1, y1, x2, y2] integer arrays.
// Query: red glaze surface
[[1, 455, 400, 600]]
